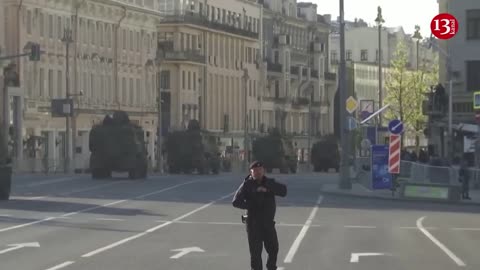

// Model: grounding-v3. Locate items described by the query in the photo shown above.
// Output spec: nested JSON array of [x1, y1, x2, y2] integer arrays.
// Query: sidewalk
[[321, 181, 480, 205]]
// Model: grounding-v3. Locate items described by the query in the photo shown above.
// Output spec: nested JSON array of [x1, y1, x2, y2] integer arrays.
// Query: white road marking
[[0, 180, 202, 233], [0, 242, 40, 255], [44, 261, 75, 270], [284, 195, 323, 264], [81, 192, 234, 258], [451, 228, 480, 231], [0, 217, 56, 233], [170, 247, 205, 259], [399, 226, 437, 230], [350, 252, 389, 263], [0, 214, 11, 217], [344, 225, 377, 229], [417, 216, 466, 267], [95, 218, 125, 222], [277, 268, 285, 270]]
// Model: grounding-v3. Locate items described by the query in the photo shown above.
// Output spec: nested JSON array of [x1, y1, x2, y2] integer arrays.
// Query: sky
[[312, 0, 439, 37]]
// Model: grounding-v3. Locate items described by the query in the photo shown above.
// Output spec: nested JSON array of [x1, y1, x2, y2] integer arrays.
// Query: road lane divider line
[[0, 179, 202, 233], [284, 195, 323, 264], [344, 225, 377, 229], [81, 192, 234, 258], [417, 216, 466, 267], [0, 217, 56, 233], [44, 261, 75, 270], [95, 218, 125, 222], [451, 228, 480, 231]]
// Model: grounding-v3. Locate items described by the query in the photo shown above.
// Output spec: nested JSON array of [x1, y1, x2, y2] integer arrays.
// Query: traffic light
[[29, 43, 41, 61]]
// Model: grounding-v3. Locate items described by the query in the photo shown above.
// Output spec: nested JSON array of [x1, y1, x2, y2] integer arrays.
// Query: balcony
[[423, 92, 447, 117], [163, 50, 205, 64], [161, 12, 259, 39], [292, 97, 310, 107], [264, 96, 288, 104], [325, 72, 336, 81]]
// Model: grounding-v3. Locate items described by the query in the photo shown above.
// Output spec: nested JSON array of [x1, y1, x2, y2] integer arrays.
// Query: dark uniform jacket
[[232, 175, 287, 223]]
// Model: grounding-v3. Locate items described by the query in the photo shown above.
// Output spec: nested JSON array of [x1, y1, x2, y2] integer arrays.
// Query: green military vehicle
[[89, 111, 148, 179], [311, 134, 340, 172], [252, 129, 297, 174], [164, 120, 220, 174]]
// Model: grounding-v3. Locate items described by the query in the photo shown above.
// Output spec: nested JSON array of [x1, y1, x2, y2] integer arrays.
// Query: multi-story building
[[261, 0, 335, 160], [156, 0, 262, 160], [329, 20, 437, 113], [425, 0, 480, 159], [0, 0, 163, 172]]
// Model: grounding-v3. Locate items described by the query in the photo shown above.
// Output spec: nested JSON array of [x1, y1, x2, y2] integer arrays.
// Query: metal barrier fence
[[353, 157, 480, 189]]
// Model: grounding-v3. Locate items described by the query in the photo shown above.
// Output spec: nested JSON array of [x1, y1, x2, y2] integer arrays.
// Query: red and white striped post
[[388, 134, 401, 174]]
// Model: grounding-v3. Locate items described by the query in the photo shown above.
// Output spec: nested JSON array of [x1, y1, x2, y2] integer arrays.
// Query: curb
[[320, 189, 480, 206]]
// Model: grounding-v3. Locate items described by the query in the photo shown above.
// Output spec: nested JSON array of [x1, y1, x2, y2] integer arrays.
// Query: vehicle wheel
[[290, 168, 297, 174]]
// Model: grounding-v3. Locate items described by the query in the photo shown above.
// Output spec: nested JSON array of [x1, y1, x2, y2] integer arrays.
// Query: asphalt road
[[1, 172, 480, 270]]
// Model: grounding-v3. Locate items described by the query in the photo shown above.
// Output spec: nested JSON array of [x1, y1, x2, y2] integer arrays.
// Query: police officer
[[232, 161, 287, 270]]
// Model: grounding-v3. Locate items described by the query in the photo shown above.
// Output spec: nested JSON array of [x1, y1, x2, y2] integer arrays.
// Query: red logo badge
[[431, 13, 459, 40]]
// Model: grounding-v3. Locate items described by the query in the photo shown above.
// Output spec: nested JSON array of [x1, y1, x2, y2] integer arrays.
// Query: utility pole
[[155, 48, 164, 174], [62, 29, 73, 174], [375, 7, 385, 127], [243, 68, 249, 171], [338, 0, 351, 189]]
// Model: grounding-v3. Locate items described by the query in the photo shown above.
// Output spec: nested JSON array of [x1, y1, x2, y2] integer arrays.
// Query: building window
[[361, 50, 368, 61], [346, 50, 352, 60], [275, 80, 280, 98], [39, 68, 45, 96], [57, 16, 62, 39], [160, 70, 170, 89], [182, 71, 186, 89], [188, 71, 191, 90], [26, 10, 32, 34], [467, 60, 480, 91], [39, 13, 44, 37], [48, 15, 53, 38], [330, 51, 338, 64], [193, 72, 197, 91], [467, 9, 480, 40], [48, 70, 54, 97]]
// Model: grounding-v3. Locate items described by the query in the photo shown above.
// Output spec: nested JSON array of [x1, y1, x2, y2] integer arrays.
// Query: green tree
[[384, 41, 438, 152]]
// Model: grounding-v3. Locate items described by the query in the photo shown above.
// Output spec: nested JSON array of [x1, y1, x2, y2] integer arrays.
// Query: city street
[[0, 172, 479, 270]]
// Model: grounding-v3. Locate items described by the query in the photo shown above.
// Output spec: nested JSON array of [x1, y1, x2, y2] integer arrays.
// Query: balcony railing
[[163, 50, 205, 63], [292, 97, 310, 107], [161, 12, 259, 39], [264, 96, 288, 104]]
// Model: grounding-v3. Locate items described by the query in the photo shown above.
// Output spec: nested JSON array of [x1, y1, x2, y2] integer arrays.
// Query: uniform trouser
[[246, 220, 279, 270]]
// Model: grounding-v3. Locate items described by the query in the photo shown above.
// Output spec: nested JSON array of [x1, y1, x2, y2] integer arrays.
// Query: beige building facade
[[1, 0, 162, 172]]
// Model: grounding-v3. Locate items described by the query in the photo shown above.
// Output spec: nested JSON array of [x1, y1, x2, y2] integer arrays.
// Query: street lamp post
[[242, 68, 249, 171], [61, 28, 73, 174], [155, 48, 164, 174], [412, 25, 423, 71], [427, 38, 454, 160], [338, 0, 351, 189], [375, 7, 385, 127]]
